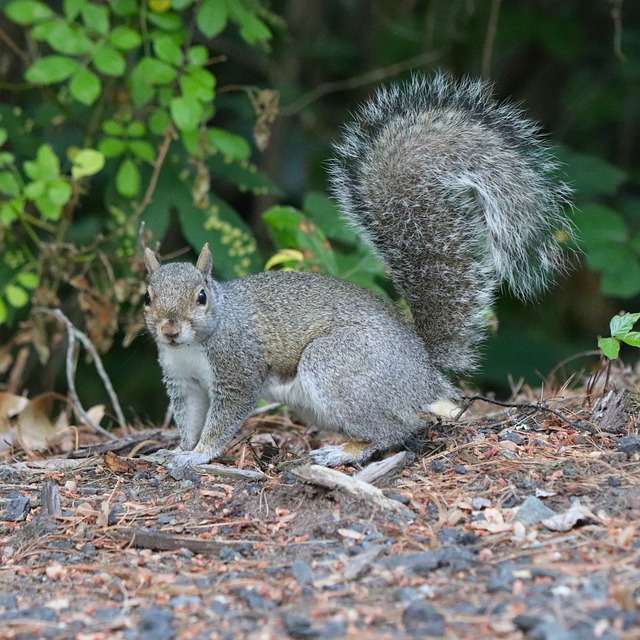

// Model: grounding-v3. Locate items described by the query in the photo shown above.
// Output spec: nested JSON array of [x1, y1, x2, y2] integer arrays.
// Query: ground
[[1, 372, 639, 640]]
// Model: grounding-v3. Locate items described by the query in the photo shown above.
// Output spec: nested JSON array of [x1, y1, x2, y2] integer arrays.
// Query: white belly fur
[[159, 343, 214, 391]]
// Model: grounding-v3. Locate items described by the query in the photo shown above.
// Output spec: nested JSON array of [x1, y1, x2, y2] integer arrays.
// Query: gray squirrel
[[143, 73, 573, 469]]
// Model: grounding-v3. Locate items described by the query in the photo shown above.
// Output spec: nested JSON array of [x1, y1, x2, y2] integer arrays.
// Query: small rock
[[502, 432, 525, 445], [471, 497, 491, 510], [291, 559, 314, 586], [237, 587, 276, 610], [437, 528, 479, 546], [107, 505, 124, 526], [282, 612, 315, 638], [170, 594, 202, 609], [607, 476, 622, 487], [125, 606, 174, 640], [453, 464, 467, 474], [402, 601, 445, 637], [1, 494, 30, 522], [617, 435, 640, 454], [430, 459, 447, 473], [513, 496, 556, 527]]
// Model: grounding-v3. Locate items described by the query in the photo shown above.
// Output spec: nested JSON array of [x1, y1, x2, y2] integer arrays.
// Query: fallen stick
[[289, 464, 414, 520], [111, 528, 256, 555]]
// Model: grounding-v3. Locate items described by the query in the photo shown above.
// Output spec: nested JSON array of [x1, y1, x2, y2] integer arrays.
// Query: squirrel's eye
[[143, 291, 151, 306], [196, 289, 207, 305]]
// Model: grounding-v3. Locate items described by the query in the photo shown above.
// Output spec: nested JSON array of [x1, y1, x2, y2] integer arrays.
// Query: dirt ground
[[1, 373, 639, 640]]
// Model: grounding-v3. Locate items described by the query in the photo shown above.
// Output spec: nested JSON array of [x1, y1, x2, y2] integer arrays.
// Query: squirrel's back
[[330, 73, 573, 374]]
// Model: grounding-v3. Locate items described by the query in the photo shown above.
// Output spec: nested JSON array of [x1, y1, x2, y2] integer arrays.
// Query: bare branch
[[32, 307, 123, 439]]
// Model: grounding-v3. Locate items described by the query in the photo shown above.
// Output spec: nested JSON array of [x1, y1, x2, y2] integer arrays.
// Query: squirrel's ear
[[196, 243, 213, 276], [144, 248, 161, 274]]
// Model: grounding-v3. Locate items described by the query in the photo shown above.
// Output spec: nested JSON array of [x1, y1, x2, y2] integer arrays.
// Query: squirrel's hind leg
[[308, 440, 379, 467]]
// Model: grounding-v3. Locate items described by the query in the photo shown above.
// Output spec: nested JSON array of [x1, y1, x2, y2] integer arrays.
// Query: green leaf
[[0, 129, 7, 147], [149, 108, 171, 135], [24, 144, 59, 180], [600, 255, 640, 298], [69, 69, 102, 105], [109, 0, 138, 17], [147, 10, 181, 31], [304, 191, 357, 242], [93, 45, 126, 77], [24, 180, 45, 199], [34, 21, 94, 55], [0, 152, 16, 168], [25, 55, 79, 84], [5, 284, 29, 308], [109, 26, 142, 50], [125, 121, 146, 137], [556, 146, 626, 202], [103, 120, 125, 136], [71, 148, 105, 178], [48, 179, 72, 206], [34, 191, 62, 219], [0, 298, 7, 324], [98, 137, 126, 158], [574, 204, 628, 244], [609, 313, 640, 339], [17, 271, 39, 289], [228, 1, 271, 43], [621, 331, 640, 348], [197, 0, 228, 38], [598, 337, 620, 360], [208, 127, 250, 161], [6, 0, 53, 25], [180, 67, 216, 102], [170, 96, 203, 132], [154, 34, 183, 66], [128, 140, 155, 162], [0, 201, 22, 226], [63, 0, 84, 20], [116, 157, 140, 197], [133, 57, 177, 85], [82, 3, 110, 34], [0, 172, 20, 197], [187, 45, 208, 66]]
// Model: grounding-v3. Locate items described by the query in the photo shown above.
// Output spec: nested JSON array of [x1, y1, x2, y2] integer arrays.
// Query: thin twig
[[610, 0, 627, 62], [458, 395, 594, 433], [0, 24, 28, 63], [32, 307, 122, 439], [280, 50, 440, 116], [481, 0, 502, 79], [133, 123, 177, 219]]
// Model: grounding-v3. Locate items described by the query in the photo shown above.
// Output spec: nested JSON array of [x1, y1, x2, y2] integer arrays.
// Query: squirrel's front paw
[[167, 449, 213, 470]]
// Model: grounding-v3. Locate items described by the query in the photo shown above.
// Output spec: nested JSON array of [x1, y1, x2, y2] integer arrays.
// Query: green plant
[[0, 0, 283, 345], [597, 312, 640, 360]]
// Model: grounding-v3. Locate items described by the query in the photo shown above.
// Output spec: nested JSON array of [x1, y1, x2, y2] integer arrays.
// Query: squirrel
[[143, 73, 573, 470]]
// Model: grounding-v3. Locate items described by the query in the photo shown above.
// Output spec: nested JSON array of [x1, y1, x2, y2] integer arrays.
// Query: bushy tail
[[329, 73, 573, 374]]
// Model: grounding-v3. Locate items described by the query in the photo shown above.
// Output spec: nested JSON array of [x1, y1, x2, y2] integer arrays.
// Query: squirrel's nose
[[161, 321, 181, 339]]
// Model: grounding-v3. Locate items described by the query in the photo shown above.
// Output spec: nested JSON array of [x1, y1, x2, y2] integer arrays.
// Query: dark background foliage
[[0, 0, 639, 428]]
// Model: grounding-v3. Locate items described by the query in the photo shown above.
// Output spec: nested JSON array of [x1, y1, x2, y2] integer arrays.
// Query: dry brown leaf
[[104, 450, 151, 475], [17, 392, 70, 452]]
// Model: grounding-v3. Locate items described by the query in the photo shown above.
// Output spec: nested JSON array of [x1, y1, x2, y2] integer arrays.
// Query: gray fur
[[329, 73, 573, 373], [144, 74, 573, 468]]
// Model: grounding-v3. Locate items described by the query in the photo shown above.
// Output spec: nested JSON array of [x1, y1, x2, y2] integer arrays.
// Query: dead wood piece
[[196, 463, 267, 482], [40, 479, 62, 518], [290, 464, 414, 520], [111, 528, 254, 555], [67, 430, 180, 458], [355, 451, 408, 485], [591, 389, 631, 434], [9, 458, 97, 472]]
